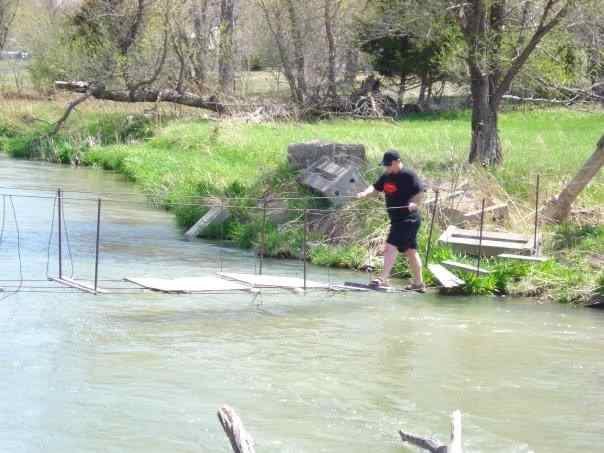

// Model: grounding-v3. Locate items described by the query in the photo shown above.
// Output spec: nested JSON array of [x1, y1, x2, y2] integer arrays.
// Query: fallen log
[[217, 405, 256, 453], [55, 81, 227, 114], [399, 410, 463, 453]]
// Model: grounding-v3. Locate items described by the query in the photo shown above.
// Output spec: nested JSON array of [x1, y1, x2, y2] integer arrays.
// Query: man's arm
[[408, 191, 424, 212], [356, 185, 375, 199]]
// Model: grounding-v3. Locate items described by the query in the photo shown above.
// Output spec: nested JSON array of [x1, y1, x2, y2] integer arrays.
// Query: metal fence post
[[533, 174, 541, 255], [476, 199, 486, 277], [303, 209, 307, 290], [424, 190, 440, 266], [259, 199, 267, 275], [57, 188, 62, 279], [94, 198, 102, 294]]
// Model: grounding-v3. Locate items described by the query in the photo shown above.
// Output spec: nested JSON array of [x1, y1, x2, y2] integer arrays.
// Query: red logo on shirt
[[384, 182, 398, 194]]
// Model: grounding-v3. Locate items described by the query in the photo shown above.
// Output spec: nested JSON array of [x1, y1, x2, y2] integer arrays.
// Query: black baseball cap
[[380, 149, 400, 166]]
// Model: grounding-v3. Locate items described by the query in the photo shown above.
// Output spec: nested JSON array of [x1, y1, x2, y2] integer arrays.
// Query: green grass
[[81, 108, 604, 212]]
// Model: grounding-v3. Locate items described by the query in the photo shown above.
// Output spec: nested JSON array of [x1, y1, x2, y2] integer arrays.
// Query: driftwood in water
[[399, 410, 463, 453], [215, 405, 463, 453], [217, 405, 256, 453]]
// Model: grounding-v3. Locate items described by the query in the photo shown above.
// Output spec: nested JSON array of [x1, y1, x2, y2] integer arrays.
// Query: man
[[356, 150, 425, 292]]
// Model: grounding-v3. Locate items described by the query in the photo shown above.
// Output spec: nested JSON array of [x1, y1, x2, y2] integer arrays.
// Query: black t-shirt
[[373, 168, 424, 222]]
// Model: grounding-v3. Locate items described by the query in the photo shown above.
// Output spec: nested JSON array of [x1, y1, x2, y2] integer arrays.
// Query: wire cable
[[61, 199, 75, 278], [0, 196, 23, 302], [45, 196, 57, 278]]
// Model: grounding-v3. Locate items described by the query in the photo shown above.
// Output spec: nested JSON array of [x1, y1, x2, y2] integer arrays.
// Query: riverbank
[[1, 97, 602, 303]]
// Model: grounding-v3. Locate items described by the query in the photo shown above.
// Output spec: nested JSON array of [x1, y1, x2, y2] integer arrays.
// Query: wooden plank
[[343, 281, 411, 293], [463, 203, 508, 220], [442, 260, 491, 275], [217, 272, 328, 289], [497, 254, 549, 263], [125, 276, 250, 293], [50, 277, 105, 294], [441, 226, 531, 243], [428, 264, 464, 289], [184, 206, 229, 240]]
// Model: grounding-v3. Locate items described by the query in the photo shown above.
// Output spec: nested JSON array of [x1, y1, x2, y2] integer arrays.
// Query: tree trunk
[[468, 74, 502, 165], [343, 47, 359, 90], [284, 0, 307, 103], [324, 0, 338, 99], [257, 1, 300, 104], [0, 0, 19, 51], [418, 75, 427, 103], [219, 0, 236, 95], [191, 0, 210, 91], [55, 81, 227, 114], [397, 73, 406, 109], [543, 135, 604, 223]]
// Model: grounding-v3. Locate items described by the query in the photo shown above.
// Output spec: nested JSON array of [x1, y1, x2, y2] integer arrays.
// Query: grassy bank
[[1, 97, 602, 303]]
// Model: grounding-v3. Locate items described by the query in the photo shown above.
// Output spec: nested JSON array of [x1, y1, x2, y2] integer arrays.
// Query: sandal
[[370, 277, 390, 288], [405, 283, 426, 293]]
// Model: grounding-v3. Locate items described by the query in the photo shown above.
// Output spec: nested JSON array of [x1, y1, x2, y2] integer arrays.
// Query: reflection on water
[[1, 155, 603, 453]]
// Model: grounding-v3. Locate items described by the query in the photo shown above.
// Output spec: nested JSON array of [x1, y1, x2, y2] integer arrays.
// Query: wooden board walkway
[[428, 264, 464, 289], [439, 226, 536, 257], [217, 272, 328, 289], [342, 281, 413, 293], [50, 277, 106, 294], [125, 276, 250, 293], [442, 260, 491, 275]]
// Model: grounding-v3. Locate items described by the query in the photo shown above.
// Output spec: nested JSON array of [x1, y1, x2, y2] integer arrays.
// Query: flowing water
[[1, 155, 603, 453]]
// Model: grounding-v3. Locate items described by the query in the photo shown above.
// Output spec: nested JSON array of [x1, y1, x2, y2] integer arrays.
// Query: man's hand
[[408, 202, 418, 212], [356, 186, 375, 199]]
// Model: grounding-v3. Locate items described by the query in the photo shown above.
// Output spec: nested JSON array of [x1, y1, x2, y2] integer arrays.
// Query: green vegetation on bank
[[1, 102, 602, 303]]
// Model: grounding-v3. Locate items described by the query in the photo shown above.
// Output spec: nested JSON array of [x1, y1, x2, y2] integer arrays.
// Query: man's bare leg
[[380, 243, 399, 284], [405, 249, 424, 286]]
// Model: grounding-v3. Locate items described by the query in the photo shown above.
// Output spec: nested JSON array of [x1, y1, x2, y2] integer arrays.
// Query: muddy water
[[1, 155, 603, 453]]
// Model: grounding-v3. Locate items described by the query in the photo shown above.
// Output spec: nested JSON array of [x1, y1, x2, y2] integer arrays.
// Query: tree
[[256, 0, 306, 104], [323, 0, 341, 99], [0, 0, 19, 51], [360, 31, 450, 108], [218, 0, 236, 94], [447, 0, 575, 165], [543, 135, 604, 223]]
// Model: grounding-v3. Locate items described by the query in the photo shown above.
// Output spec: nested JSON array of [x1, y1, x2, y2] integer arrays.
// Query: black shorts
[[387, 216, 421, 252]]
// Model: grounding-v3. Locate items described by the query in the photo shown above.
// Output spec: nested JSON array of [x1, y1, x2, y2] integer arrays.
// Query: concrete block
[[288, 141, 366, 170], [298, 155, 367, 206]]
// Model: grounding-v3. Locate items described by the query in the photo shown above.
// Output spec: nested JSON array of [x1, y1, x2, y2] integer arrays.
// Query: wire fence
[[0, 173, 601, 299]]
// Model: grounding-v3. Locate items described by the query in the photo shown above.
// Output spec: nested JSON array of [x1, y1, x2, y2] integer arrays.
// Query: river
[[0, 155, 603, 453]]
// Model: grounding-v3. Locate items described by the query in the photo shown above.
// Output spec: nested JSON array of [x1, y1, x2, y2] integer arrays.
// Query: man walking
[[356, 150, 425, 292]]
